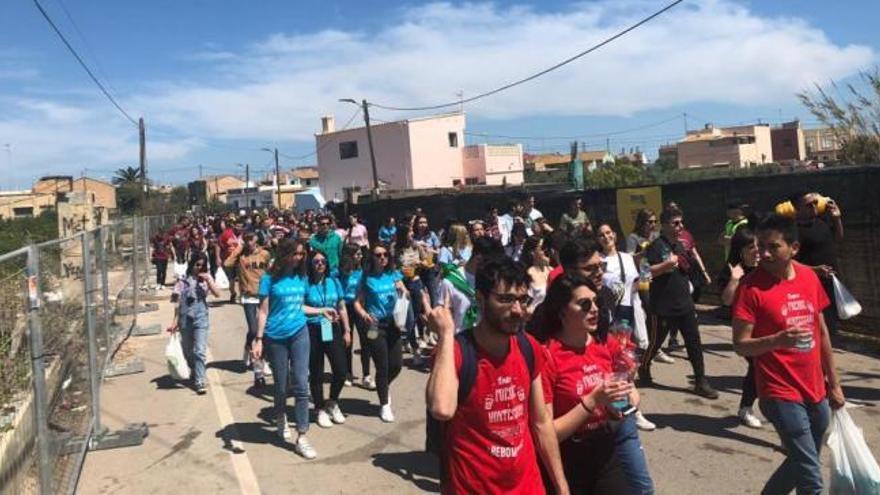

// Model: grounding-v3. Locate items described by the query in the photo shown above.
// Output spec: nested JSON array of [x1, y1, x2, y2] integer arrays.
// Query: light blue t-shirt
[[438, 246, 472, 266], [305, 277, 344, 324], [361, 270, 403, 320], [378, 226, 397, 244], [258, 273, 307, 339], [341, 269, 363, 303]]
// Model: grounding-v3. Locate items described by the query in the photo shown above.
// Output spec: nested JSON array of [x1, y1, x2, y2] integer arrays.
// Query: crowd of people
[[151, 189, 848, 494]]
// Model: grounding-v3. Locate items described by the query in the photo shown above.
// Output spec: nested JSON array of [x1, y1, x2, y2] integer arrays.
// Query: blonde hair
[[448, 223, 472, 257]]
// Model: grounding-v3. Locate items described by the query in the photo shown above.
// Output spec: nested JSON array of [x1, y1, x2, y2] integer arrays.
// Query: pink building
[[316, 112, 523, 201]]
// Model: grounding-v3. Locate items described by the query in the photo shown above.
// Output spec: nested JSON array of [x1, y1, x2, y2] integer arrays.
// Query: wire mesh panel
[[0, 249, 38, 495], [35, 235, 94, 494], [104, 219, 136, 357]]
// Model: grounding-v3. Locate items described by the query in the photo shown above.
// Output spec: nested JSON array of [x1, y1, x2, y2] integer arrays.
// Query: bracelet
[[580, 397, 594, 415]]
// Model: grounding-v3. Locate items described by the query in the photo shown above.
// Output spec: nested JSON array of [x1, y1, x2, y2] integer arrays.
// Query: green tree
[[111, 166, 143, 186], [586, 163, 646, 189], [797, 68, 880, 164]]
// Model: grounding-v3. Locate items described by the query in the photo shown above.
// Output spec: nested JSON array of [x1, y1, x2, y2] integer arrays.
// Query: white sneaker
[[362, 375, 376, 390], [654, 350, 675, 364], [327, 401, 346, 424], [316, 409, 333, 428], [380, 404, 395, 423], [738, 407, 762, 429], [276, 414, 291, 440], [634, 410, 656, 431], [295, 435, 317, 459], [263, 361, 273, 376]]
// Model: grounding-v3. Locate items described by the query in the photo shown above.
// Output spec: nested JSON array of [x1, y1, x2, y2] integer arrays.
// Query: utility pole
[[244, 164, 250, 211], [273, 148, 281, 209], [138, 117, 146, 202], [361, 99, 380, 194]]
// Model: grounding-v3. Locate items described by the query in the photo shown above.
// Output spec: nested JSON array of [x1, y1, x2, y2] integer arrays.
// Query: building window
[[339, 141, 359, 159], [13, 207, 34, 217], [821, 136, 834, 150], [452, 179, 462, 186], [448, 132, 458, 148], [465, 177, 479, 185]]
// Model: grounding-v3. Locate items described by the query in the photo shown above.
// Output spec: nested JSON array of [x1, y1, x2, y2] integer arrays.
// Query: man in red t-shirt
[[732, 213, 844, 495], [426, 258, 568, 495]]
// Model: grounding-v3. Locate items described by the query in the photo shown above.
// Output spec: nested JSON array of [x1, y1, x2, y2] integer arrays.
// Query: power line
[[465, 114, 683, 141], [277, 107, 363, 162], [31, 0, 138, 126], [52, 0, 120, 97], [370, 0, 683, 112]]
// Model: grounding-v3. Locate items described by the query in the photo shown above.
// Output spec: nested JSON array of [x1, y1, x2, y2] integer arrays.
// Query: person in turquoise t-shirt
[[309, 214, 343, 276], [354, 244, 408, 423], [251, 239, 336, 460], [340, 244, 369, 387], [305, 251, 352, 429]]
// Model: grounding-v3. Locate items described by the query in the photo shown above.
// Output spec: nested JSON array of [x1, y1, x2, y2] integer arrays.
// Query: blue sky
[[1, 0, 877, 188]]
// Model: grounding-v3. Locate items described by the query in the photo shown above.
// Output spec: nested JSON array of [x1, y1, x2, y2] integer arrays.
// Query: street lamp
[[339, 98, 379, 194], [261, 147, 281, 209]]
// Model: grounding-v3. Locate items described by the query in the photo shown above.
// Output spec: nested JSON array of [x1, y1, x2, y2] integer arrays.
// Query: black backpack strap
[[455, 329, 478, 404], [515, 331, 536, 378]]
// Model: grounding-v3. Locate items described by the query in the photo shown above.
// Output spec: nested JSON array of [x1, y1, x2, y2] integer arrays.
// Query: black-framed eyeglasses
[[491, 292, 533, 307], [575, 297, 596, 313], [670, 220, 684, 226], [313, 259, 327, 265], [373, 252, 389, 259], [319, 221, 331, 226]]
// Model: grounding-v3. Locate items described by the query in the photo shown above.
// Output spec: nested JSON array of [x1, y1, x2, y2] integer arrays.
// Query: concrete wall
[[407, 114, 466, 189], [33, 177, 116, 210], [317, 122, 412, 202], [342, 165, 880, 336], [483, 144, 524, 186], [771, 126, 806, 162], [462, 145, 486, 183]]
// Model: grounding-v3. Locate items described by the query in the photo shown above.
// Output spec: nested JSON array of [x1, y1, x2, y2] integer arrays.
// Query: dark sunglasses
[[575, 298, 596, 313], [313, 258, 327, 265], [670, 220, 684, 226], [373, 252, 389, 258]]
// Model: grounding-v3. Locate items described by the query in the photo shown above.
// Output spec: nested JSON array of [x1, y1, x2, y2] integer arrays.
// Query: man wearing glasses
[[309, 214, 343, 277], [426, 257, 568, 495], [638, 206, 719, 399]]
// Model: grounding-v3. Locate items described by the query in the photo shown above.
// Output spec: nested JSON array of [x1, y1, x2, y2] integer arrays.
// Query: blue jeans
[[759, 398, 831, 495], [615, 414, 655, 494], [242, 303, 263, 377], [180, 312, 208, 388], [266, 329, 310, 434]]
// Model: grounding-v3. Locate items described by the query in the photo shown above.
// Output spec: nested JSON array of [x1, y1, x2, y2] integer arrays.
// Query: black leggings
[[154, 260, 168, 286], [546, 432, 631, 494], [308, 322, 348, 409], [347, 301, 370, 377], [740, 357, 757, 410], [369, 320, 403, 405], [642, 312, 706, 379]]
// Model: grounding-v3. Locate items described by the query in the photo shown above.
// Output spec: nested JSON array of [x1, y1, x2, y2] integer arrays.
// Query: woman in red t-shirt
[[537, 273, 650, 494]]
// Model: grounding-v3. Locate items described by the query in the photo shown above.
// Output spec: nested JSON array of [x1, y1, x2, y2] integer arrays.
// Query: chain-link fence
[[0, 215, 170, 495]]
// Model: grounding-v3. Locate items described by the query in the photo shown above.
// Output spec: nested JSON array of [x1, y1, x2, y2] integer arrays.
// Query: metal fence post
[[97, 226, 111, 362], [131, 218, 139, 329], [82, 232, 102, 442], [26, 244, 53, 495]]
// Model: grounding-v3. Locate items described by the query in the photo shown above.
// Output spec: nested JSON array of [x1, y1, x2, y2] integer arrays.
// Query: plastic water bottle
[[638, 259, 652, 291], [609, 319, 635, 411]]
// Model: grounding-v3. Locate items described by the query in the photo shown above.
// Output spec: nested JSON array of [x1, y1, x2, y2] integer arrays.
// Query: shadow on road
[[647, 412, 783, 453], [151, 374, 187, 390], [208, 359, 248, 374], [339, 397, 381, 418], [372, 451, 440, 493], [215, 421, 297, 455]]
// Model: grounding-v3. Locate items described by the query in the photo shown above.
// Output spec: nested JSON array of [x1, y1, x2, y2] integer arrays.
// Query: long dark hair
[[520, 235, 545, 268], [535, 273, 605, 342], [633, 208, 656, 235], [508, 223, 528, 247], [186, 252, 209, 277], [367, 242, 396, 274], [270, 238, 308, 279], [726, 228, 757, 267], [308, 251, 329, 285], [339, 243, 363, 276], [395, 223, 413, 253]]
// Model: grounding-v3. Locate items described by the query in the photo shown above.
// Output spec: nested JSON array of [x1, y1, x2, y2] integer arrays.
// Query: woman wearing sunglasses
[[169, 252, 220, 395], [537, 273, 654, 494], [354, 243, 409, 422], [306, 251, 352, 429]]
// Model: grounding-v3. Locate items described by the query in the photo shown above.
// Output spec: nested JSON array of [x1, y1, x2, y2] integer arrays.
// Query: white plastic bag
[[173, 261, 188, 280], [393, 293, 410, 329], [165, 332, 191, 381], [214, 267, 230, 290], [827, 407, 880, 494], [833, 275, 862, 320]]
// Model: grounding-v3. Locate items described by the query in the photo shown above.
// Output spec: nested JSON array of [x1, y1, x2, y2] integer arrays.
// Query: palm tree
[[112, 166, 142, 186]]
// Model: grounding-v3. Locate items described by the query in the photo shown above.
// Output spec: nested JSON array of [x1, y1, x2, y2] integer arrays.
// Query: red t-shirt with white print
[[541, 335, 622, 431], [732, 262, 830, 403], [443, 333, 546, 495]]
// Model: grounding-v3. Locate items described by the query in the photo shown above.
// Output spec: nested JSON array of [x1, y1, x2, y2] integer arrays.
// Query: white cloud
[[0, 0, 875, 183], [141, 0, 874, 139]]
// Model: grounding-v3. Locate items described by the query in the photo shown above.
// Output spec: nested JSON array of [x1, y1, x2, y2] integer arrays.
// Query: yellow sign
[[616, 186, 663, 236]]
